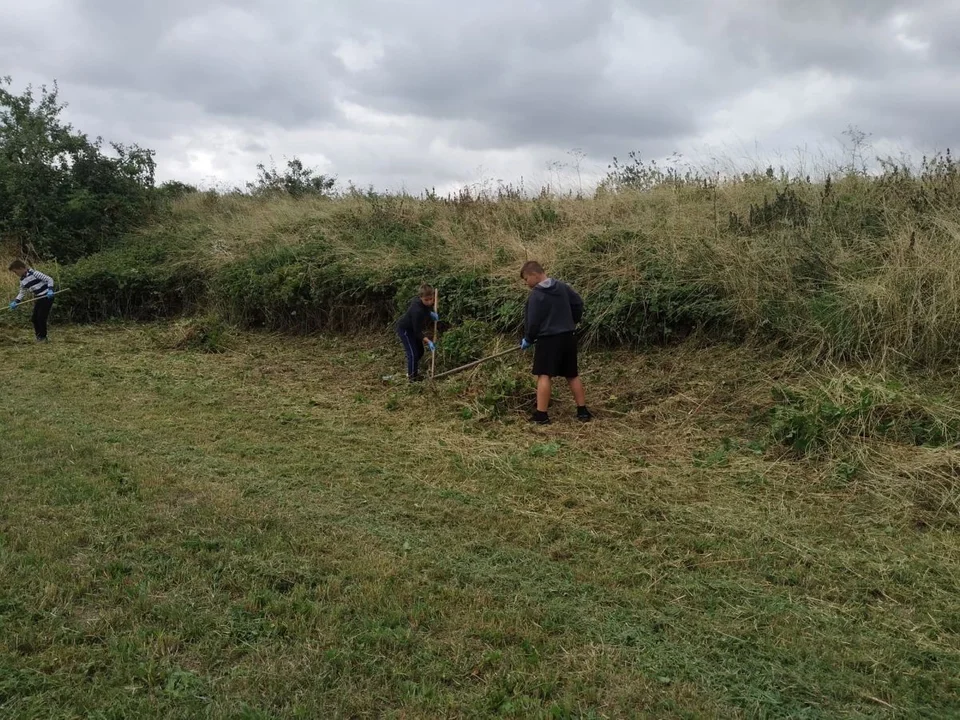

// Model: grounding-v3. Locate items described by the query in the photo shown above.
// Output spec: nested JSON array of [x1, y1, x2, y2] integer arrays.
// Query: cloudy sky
[[2, 0, 956, 194]]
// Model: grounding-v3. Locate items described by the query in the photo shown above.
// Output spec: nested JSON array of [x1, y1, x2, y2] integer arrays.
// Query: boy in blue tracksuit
[[520, 260, 591, 424], [8, 260, 55, 342], [396, 284, 438, 382]]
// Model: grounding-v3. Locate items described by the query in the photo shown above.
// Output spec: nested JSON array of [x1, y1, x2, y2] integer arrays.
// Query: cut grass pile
[[1, 323, 959, 717]]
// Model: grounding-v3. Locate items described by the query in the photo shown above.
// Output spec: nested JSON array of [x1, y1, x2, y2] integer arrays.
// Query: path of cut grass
[[1, 324, 958, 718]]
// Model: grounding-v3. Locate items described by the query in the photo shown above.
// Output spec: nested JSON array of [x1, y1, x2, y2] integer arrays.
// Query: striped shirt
[[15, 269, 55, 301]]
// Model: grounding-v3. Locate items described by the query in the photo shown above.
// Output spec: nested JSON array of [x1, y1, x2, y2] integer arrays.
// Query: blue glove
[[429, 311, 439, 322], [427, 340, 436, 352], [521, 338, 531, 351], [46, 289, 54, 298], [8, 300, 17, 310]]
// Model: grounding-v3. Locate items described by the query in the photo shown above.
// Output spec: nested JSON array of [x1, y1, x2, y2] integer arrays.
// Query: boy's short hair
[[418, 283, 435, 298], [8, 260, 27, 271], [520, 260, 544, 278]]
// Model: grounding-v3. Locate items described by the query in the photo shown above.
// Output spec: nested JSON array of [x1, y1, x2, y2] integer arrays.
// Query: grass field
[[1, 321, 958, 718]]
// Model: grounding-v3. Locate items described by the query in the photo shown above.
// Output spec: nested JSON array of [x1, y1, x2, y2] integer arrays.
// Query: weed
[[437, 319, 495, 368], [169, 314, 234, 353], [530, 442, 561, 458], [768, 373, 960, 455]]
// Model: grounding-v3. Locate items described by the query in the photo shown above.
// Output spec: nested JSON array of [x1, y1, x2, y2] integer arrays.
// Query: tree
[[0, 76, 157, 261], [247, 157, 336, 198]]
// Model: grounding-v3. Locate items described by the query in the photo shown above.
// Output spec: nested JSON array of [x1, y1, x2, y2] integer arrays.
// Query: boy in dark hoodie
[[520, 261, 591, 424], [396, 283, 438, 382]]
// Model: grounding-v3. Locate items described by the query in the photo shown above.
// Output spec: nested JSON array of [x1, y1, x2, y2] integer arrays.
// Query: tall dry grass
[[55, 155, 960, 367]]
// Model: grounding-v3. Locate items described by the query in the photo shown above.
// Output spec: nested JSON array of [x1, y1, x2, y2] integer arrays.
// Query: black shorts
[[532, 332, 578, 378]]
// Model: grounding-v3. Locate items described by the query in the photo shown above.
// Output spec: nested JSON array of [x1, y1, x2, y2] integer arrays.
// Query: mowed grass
[[1, 323, 958, 718]]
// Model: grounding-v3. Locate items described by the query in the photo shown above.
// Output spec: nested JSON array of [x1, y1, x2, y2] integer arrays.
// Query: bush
[[577, 274, 736, 348], [57, 240, 207, 322], [0, 77, 157, 261], [214, 241, 396, 332], [437, 319, 495, 368], [393, 270, 525, 335]]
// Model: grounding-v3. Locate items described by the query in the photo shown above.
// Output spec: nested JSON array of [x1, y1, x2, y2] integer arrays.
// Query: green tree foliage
[[0, 76, 157, 261], [247, 157, 336, 198]]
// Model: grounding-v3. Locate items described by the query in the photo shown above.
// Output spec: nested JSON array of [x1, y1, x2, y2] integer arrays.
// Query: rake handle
[[430, 289, 439, 378], [431, 345, 523, 380], [7, 288, 69, 308]]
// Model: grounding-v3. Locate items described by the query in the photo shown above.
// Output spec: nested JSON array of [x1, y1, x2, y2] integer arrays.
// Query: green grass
[[1, 323, 959, 718]]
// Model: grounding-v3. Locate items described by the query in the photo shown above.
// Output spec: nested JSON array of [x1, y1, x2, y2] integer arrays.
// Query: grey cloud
[[9, 0, 346, 127], [637, 0, 930, 76], [341, 0, 710, 158], [3, 0, 960, 189]]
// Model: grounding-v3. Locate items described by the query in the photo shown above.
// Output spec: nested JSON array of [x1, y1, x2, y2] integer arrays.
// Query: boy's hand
[[8, 300, 17, 310], [521, 338, 531, 351], [46, 289, 54, 298], [426, 339, 436, 352], [429, 311, 439, 322]]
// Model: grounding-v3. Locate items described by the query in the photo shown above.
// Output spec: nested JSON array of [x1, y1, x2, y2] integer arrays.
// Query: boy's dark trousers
[[397, 328, 424, 379], [32, 296, 53, 340]]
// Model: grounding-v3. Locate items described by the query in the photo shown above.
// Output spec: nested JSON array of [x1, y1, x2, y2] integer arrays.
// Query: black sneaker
[[529, 411, 551, 425], [576, 406, 593, 422]]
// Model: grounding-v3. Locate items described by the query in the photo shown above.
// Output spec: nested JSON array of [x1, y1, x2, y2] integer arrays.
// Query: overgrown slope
[[39, 156, 960, 368]]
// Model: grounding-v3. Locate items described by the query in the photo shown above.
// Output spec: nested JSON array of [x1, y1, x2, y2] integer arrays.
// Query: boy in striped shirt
[[8, 260, 56, 342]]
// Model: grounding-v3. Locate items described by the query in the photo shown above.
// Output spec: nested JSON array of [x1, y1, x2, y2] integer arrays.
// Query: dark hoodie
[[396, 296, 433, 340], [524, 278, 584, 342]]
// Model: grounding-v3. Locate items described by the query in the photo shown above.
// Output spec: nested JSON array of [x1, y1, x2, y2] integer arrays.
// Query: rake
[[431, 345, 523, 381], [6, 288, 70, 308]]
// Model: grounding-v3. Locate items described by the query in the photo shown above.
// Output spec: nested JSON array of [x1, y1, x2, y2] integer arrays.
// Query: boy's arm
[[413, 302, 430, 340], [524, 294, 546, 342], [568, 285, 584, 324]]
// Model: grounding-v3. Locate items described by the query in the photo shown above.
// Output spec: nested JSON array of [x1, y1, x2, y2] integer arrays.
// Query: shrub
[[57, 240, 207, 322], [0, 76, 158, 261], [214, 241, 396, 332], [578, 273, 735, 348], [437, 319, 495, 368], [394, 270, 525, 335]]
